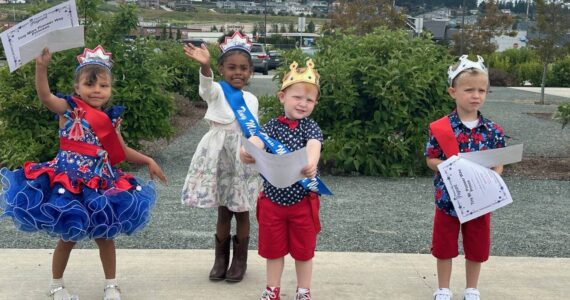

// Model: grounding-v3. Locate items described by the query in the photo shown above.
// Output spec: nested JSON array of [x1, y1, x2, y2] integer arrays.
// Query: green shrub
[[485, 48, 542, 86], [488, 68, 517, 86], [261, 28, 454, 176], [514, 60, 543, 86], [555, 102, 570, 128], [152, 39, 220, 101], [548, 56, 570, 87], [0, 64, 59, 167], [0, 4, 175, 167]]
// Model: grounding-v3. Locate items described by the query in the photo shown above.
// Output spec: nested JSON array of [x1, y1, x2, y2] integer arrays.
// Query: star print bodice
[[26, 96, 132, 193]]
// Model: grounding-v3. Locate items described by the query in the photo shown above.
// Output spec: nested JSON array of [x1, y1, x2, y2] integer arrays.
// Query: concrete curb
[[1, 249, 568, 299]]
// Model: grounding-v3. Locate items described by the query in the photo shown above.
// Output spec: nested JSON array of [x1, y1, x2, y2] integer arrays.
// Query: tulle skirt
[[0, 167, 156, 242]]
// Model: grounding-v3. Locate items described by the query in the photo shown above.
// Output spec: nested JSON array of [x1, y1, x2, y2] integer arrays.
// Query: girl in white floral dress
[[181, 31, 260, 282]]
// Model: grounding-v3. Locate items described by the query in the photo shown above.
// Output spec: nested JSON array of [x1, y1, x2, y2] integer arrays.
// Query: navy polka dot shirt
[[262, 117, 324, 206]]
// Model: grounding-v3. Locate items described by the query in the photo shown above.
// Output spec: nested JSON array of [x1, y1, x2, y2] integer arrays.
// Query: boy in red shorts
[[241, 59, 323, 300], [425, 55, 506, 300]]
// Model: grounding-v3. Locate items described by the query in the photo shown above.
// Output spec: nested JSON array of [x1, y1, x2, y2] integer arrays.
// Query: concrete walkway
[[0, 249, 568, 299], [509, 87, 570, 98]]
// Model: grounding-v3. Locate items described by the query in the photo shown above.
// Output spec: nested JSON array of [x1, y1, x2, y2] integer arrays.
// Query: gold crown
[[280, 59, 320, 91]]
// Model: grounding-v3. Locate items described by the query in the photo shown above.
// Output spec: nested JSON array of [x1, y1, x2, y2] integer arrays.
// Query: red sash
[[429, 116, 459, 157], [72, 96, 126, 165]]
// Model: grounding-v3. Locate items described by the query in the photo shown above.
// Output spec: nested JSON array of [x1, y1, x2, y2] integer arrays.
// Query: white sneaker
[[49, 279, 78, 300], [103, 284, 121, 300], [433, 288, 453, 300], [462, 288, 480, 300]]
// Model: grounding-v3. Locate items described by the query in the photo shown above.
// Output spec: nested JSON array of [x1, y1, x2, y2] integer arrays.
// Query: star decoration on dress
[[76, 45, 113, 70], [78, 164, 90, 174], [219, 31, 252, 54]]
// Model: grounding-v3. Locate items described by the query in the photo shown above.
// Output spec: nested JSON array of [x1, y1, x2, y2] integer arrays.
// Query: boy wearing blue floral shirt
[[425, 55, 506, 300]]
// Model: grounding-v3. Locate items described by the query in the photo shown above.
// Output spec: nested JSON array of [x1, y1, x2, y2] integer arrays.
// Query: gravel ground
[[1, 85, 569, 258]]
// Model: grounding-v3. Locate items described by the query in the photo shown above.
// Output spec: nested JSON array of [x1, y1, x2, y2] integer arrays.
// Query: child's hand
[[148, 159, 168, 185], [239, 146, 255, 164], [35, 47, 52, 68], [302, 161, 318, 179], [183, 43, 210, 66]]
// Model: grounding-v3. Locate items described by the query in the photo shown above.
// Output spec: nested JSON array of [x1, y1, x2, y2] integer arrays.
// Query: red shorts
[[256, 192, 320, 261], [431, 208, 491, 262]]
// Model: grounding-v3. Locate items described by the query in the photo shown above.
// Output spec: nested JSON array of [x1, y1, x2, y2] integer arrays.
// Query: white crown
[[76, 45, 113, 71], [448, 55, 487, 85], [219, 31, 252, 54]]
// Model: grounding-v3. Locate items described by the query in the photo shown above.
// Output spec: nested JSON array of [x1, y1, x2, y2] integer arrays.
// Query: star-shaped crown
[[448, 55, 487, 85], [219, 31, 252, 54], [76, 45, 113, 71], [280, 59, 320, 91]]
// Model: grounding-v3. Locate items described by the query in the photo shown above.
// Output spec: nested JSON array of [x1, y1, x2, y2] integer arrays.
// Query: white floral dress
[[181, 77, 260, 212]]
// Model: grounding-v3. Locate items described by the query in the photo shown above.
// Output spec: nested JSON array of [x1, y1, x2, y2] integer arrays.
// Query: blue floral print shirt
[[424, 111, 506, 217]]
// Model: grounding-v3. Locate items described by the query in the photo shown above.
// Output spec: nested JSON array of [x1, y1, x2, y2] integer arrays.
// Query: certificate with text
[[438, 156, 513, 223], [0, 0, 80, 72]]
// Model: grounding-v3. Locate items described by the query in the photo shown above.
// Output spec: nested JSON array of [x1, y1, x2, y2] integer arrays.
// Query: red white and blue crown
[[448, 55, 487, 85], [219, 31, 252, 54], [76, 45, 113, 72]]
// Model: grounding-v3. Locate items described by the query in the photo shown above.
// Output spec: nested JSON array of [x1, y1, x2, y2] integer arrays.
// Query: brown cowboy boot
[[225, 235, 249, 282], [209, 234, 230, 280]]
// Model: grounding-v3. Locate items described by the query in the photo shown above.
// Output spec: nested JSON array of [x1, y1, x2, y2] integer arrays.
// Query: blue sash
[[219, 81, 332, 195]]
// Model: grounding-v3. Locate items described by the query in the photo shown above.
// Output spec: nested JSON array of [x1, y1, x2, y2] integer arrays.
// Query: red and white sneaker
[[294, 288, 311, 300], [260, 286, 280, 300]]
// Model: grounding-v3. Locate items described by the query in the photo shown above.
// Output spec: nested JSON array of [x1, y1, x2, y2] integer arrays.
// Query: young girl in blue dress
[[0, 46, 167, 300]]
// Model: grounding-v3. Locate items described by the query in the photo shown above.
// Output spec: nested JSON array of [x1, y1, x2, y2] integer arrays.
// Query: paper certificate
[[459, 144, 523, 168], [0, 0, 81, 72], [241, 137, 308, 188], [438, 156, 513, 223]]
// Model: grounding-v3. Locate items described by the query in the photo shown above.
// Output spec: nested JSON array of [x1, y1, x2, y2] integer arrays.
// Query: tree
[[77, 0, 103, 35], [328, 0, 406, 35], [161, 25, 167, 40], [280, 24, 287, 33], [96, 3, 139, 44], [176, 28, 182, 40], [529, 0, 570, 104], [451, 0, 515, 55], [288, 22, 294, 33]]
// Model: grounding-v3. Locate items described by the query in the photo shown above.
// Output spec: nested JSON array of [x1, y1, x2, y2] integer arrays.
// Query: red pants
[[257, 192, 320, 261], [431, 208, 491, 262]]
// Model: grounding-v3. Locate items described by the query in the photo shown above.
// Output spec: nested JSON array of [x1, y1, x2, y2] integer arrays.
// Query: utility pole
[[264, 0, 267, 48], [460, 0, 466, 55]]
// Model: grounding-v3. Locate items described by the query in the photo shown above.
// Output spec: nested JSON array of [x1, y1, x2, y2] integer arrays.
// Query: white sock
[[104, 279, 121, 300], [49, 278, 64, 289], [297, 288, 310, 294], [49, 278, 72, 300]]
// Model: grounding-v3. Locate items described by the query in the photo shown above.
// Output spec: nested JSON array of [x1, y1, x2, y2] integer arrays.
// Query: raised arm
[[35, 48, 68, 114], [183, 43, 212, 77]]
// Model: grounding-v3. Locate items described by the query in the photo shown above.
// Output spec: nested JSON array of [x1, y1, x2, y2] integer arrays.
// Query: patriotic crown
[[219, 31, 252, 54], [76, 45, 113, 72], [280, 59, 320, 91], [448, 55, 487, 85]]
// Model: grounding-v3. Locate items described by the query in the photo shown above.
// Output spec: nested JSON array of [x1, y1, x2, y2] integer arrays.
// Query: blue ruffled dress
[[0, 96, 156, 242]]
